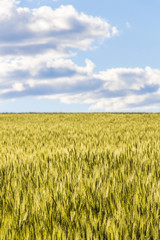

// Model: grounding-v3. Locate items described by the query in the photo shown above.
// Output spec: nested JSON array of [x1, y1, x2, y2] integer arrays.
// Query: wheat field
[[0, 113, 160, 239]]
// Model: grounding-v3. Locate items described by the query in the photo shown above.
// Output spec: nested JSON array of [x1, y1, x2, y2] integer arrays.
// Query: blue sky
[[0, 0, 160, 112]]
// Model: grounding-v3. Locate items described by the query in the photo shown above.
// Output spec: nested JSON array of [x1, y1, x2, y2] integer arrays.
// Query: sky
[[0, 0, 160, 112]]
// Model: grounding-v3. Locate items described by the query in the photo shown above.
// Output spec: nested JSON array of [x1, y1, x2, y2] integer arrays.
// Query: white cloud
[[0, 54, 160, 111], [112, 26, 119, 36], [96, 67, 146, 90], [0, 1, 117, 56], [0, 0, 16, 20], [0, 0, 160, 112]]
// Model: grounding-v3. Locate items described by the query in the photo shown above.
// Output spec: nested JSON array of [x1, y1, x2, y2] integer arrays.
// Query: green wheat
[[0, 113, 160, 239]]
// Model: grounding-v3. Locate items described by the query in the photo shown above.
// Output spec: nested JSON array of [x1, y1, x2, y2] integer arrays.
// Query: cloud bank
[[0, 1, 115, 56], [0, 0, 159, 111]]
